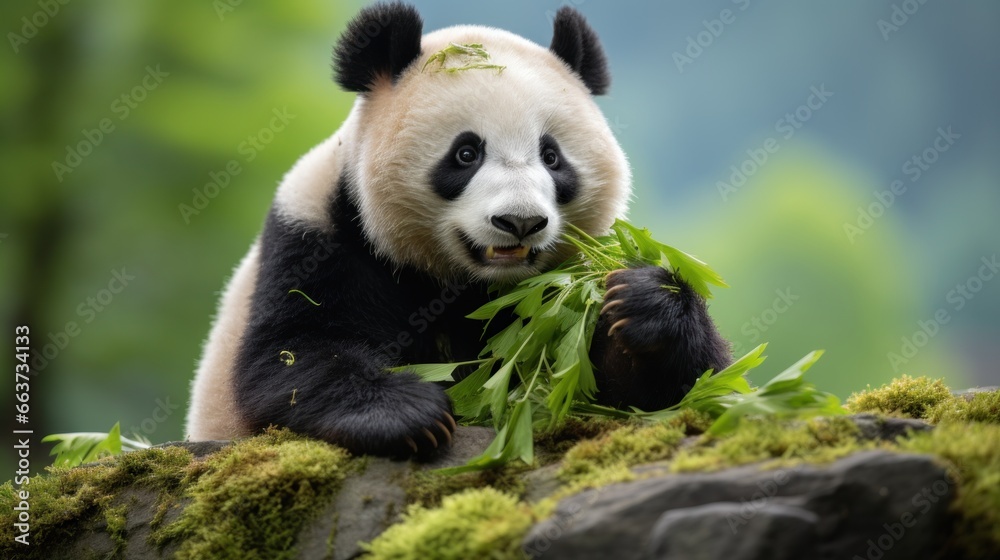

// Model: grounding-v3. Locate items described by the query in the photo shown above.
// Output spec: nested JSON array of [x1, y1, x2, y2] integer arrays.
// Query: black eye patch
[[541, 134, 579, 204], [431, 131, 485, 201]]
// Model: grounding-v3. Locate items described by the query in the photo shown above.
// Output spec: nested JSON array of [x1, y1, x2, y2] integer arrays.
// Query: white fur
[[185, 241, 260, 440], [273, 109, 360, 229]]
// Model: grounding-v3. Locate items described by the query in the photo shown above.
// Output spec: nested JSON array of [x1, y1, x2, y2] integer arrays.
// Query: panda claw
[[604, 284, 627, 299], [444, 412, 457, 432], [404, 436, 419, 454], [435, 420, 453, 446], [601, 299, 623, 316], [608, 318, 631, 336], [422, 428, 439, 449]]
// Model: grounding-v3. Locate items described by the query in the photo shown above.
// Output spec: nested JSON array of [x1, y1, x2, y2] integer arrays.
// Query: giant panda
[[185, 2, 731, 457]]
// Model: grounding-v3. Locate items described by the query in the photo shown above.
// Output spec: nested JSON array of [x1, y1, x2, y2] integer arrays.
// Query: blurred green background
[[2, 1, 998, 474]]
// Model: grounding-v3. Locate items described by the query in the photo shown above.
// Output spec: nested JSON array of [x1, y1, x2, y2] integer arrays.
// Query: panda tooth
[[516, 246, 530, 258], [486, 246, 496, 260]]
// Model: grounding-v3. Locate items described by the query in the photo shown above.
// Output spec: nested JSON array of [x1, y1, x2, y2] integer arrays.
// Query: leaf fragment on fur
[[288, 289, 322, 306], [423, 42, 506, 74]]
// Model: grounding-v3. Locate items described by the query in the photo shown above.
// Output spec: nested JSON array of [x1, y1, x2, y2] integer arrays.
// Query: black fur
[[549, 7, 611, 95], [590, 266, 733, 410], [233, 178, 495, 458], [332, 2, 423, 92], [430, 131, 486, 201], [541, 134, 579, 204]]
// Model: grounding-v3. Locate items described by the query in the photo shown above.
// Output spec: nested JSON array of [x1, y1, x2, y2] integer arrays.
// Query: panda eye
[[455, 145, 479, 166], [542, 148, 560, 169]]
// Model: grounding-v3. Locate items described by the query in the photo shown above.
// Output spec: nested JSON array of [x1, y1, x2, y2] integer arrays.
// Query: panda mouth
[[485, 245, 531, 261], [461, 235, 539, 266]]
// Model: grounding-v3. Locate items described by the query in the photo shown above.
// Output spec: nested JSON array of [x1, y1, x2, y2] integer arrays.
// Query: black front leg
[[231, 203, 461, 459], [590, 266, 732, 411], [234, 333, 456, 459]]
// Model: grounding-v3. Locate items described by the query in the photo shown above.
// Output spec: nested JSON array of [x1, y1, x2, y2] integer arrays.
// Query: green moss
[[533, 417, 631, 461], [846, 375, 953, 419], [406, 464, 528, 508], [926, 390, 1000, 424], [0, 446, 194, 558], [153, 429, 359, 560], [557, 421, 685, 488], [0, 429, 360, 559], [670, 417, 869, 472], [666, 408, 715, 435], [103, 504, 128, 557], [363, 488, 533, 560], [899, 422, 1000, 557]]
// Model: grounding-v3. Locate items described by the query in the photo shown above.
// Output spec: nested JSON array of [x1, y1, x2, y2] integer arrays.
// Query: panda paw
[[332, 377, 457, 460], [600, 266, 697, 354]]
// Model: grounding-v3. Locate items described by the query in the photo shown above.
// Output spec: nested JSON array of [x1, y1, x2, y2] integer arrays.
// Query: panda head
[[333, 2, 630, 283]]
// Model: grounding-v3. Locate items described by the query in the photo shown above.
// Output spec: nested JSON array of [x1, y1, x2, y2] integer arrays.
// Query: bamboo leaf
[[388, 359, 487, 382], [42, 423, 150, 468]]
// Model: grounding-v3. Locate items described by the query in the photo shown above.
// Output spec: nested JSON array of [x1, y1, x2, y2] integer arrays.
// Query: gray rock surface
[[648, 503, 819, 560], [522, 451, 954, 560], [297, 426, 496, 560], [849, 414, 933, 441]]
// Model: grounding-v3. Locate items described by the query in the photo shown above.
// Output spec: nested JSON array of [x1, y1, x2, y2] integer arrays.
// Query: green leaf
[[434, 400, 535, 474], [707, 350, 844, 435], [466, 289, 528, 321], [513, 283, 546, 318], [405, 218, 840, 475], [42, 423, 150, 468], [484, 360, 516, 426], [482, 318, 523, 359], [387, 359, 488, 382], [447, 359, 495, 420], [611, 219, 728, 299]]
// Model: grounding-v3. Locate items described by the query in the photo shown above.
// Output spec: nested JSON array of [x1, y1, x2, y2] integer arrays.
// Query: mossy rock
[[1, 379, 998, 560]]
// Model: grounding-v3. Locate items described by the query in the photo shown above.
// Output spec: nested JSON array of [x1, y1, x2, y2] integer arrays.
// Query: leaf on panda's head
[[422, 42, 506, 74]]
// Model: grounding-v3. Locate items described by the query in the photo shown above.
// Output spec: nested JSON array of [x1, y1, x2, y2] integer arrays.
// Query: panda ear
[[332, 2, 423, 92], [549, 7, 610, 95]]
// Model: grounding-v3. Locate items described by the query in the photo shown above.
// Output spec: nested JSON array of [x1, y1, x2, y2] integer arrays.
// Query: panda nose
[[490, 215, 549, 240]]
